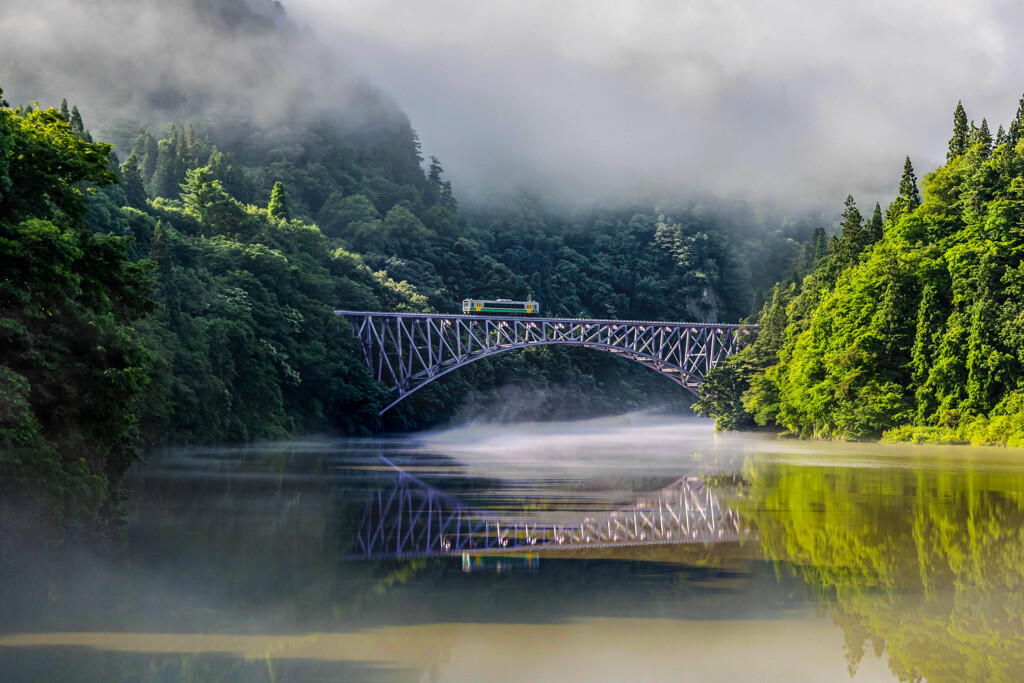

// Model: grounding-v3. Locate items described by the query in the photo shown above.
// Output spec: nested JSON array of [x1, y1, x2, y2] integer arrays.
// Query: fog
[[0, 0, 405, 146], [3, 0, 1023, 212], [421, 412, 729, 479], [288, 0, 1024, 209]]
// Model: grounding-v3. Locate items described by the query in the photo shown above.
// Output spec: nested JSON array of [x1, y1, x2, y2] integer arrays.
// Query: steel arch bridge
[[337, 310, 757, 414], [350, 463, 749, 560]]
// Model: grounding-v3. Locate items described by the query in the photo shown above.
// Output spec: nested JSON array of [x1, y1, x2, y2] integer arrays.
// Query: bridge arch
[[379, 339, 703, 414], [353, 458, 748, 559], [337, 311, 756, 415]]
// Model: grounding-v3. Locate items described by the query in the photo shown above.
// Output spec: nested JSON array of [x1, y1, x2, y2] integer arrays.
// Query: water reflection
[[353, 457, 748, 559], [1, 418, 1024, 681], [743, 452, 1024, 681]]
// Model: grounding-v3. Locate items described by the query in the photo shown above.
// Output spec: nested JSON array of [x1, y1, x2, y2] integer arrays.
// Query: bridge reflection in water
[[351, 462, 749, 560]]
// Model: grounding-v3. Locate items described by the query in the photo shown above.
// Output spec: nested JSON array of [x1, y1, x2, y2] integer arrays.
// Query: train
[[462, 298, 540, 315]]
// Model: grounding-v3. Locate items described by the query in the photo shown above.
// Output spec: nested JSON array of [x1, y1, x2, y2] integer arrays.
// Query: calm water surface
[[2, 414, 1024, 682]]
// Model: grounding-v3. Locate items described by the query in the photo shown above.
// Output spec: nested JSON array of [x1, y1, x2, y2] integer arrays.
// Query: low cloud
[[0, 0, 403, 146], [287, 0, 1024, 210], [3, 0, 1023, 214]]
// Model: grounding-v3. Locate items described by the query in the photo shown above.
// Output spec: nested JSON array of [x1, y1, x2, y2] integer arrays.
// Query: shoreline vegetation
[[696, 99, 1024, 449]]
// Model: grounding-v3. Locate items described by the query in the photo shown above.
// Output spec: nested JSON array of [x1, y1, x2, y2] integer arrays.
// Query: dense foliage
[[0, 89, 153, 544], [698, 98, 1024, 446]]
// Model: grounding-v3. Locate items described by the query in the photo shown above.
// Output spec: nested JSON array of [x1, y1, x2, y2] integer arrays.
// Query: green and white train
[[462, 298, 541, 315]]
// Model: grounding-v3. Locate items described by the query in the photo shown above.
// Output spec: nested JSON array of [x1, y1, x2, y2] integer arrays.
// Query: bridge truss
[[350, 467, 748, 560], [337, 311, 756, 413]]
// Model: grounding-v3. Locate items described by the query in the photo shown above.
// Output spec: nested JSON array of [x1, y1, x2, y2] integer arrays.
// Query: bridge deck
[[335, 309, 752, 329]]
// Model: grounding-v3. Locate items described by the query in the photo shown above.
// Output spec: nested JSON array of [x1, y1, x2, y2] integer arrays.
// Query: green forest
[[0, 0, 813, 545], [697, 99, 1024, 448]]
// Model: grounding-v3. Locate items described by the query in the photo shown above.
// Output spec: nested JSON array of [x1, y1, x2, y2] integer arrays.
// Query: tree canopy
[[698, 96, 1024, 446]]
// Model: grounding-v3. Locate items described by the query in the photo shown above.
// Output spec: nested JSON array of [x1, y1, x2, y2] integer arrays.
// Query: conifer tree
[[120, 155, 149, 209], [812, 226, 827, 261], [427, 156, 443, 187], [182, 167, 241, 237], [69, 105, 84, 135], [996, 124, 1006, 147], [975, 118, 993, 157], [865, 202, 884, 243], [59, 98, 70, 122], [886, 157, 921, 224], [1008, 92, 1024, 147], [129, 128, 148, 159], [148, 138, 179, 199], [140, 132, 159, 185], [911, 284, 944, 421], [441, 180, 456, 210], [947, 101, 969, 160], [841, 194, 863, 234], [269, 181, 290, 220], [832, 195, 865, 268], [898, 156, 920, 210], [206, 148, 232, 185], [151, 221, 169, 272], [185, 124, 197, 159], [793, 242, 815, 279]]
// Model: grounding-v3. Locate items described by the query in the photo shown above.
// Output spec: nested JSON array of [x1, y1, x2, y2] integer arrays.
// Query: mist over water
[[420, 412, 732, 483], [3, 415, 1024, 680]]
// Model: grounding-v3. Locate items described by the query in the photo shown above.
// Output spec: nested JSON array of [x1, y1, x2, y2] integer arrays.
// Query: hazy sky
[[2, 0, 1021, 214], [287, 0, 1024, 210]]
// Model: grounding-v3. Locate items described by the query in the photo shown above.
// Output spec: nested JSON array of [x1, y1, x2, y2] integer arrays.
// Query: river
[[2, 413, 1023, 682]]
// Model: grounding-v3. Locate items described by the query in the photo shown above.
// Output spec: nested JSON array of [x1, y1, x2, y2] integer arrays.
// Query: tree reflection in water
[[4, 436, 1024, 682], [744, 453, 1024, 682]]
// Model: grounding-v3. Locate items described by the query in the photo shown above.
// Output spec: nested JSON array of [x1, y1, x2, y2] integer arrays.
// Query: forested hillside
[[0, 91, 154, 544], [698, 99, 1024, 446], [0, 0, 816, 543]]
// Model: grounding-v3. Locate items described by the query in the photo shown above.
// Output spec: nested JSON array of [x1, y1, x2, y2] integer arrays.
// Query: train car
[[462, 298, 540, 315]]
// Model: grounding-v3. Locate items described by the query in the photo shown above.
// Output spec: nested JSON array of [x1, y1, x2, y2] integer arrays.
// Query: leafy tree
[[1, 100, 153, 544]]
